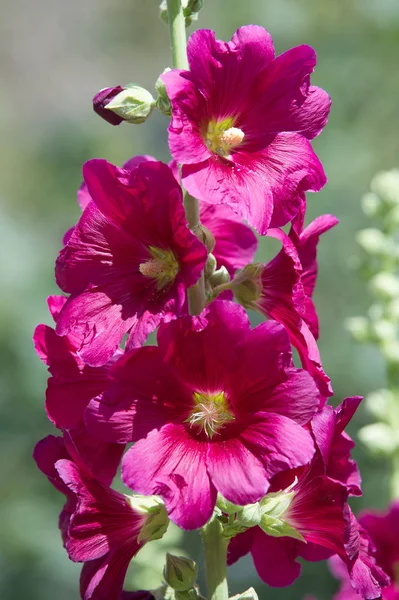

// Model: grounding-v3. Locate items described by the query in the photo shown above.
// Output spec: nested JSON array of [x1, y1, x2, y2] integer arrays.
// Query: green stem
[[201, 516, 229, 600], [166, 0, 189, 70], [166, 0, 206, 315]]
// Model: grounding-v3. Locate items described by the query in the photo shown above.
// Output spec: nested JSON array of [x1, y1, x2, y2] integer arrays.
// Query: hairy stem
[[201, 516, 229, 600], [166, 0, 206, 315]]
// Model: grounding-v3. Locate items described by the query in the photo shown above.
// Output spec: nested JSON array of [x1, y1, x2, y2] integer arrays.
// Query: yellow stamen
[[139, 246, 179, 290], [187, 391, 234, 439], [205, 118, 245, 159]]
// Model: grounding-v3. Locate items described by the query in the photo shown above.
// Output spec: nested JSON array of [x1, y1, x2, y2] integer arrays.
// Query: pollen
[[187, 391, 235, 439], [205, 118, 245, 159], [139, 246, 179, 290]]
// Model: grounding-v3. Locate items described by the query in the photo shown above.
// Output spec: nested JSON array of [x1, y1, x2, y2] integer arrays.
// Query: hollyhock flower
[[230, 227, 333, 399], [33, 295, 120, 429], [227, 456, 350, 588], [55, 458, 168, 600], [55, 159, 207, 366], [330, 503, 399, 600], [72, 155, 257, 278], [162, 25, 330, 234], [85, 299, 319, 530], [311, 397, 362, 496], [290, 210, 339, 338]]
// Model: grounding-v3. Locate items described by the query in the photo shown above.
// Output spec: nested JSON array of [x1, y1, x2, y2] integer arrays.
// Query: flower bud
[[209, 266, 230, 288], [194, 223, 215, 254], [104, 85, 155, 125], [230, 264, 264, 309], [365, 388, 394, 421], [356, 228, 392, 256], [361, 192, 382, 217], [371, 169, 399, 206], [93, 86, 125, 125], [370, 272, 399, 300], [160, 0, 203, 27], [155, 69, 172, 116], [163, 553, 198, 592], [345, 316, 370, 343], [359, 423, 398, 456], [204, 253, 217, 279]]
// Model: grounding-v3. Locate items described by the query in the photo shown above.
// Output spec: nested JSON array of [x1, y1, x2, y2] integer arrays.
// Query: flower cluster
[[34, 20, 390, 600]]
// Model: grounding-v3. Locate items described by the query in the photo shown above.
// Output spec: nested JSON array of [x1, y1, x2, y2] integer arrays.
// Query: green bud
[[345, 316, 370, 343], [361, 192, 382, 217], [163, 553, 198, 592], [370, 272, 399, 300], [231, 264, 264, 310], [356, 228, 392, 256], [209, 266, 230, 288], [127, 495, 169, 543], [105, 84, 155, 124], [204, 253, 217, 279], [371, 170, 399, 206], [382, 340, 399, 365], [159, 0, 203, 27], [155, 69, 172, 116], [230, 588, 259, 600], [359, 423, 399, 456], [365, 389, 395, 421]]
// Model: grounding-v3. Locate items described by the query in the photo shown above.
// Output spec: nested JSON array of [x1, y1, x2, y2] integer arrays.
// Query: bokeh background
[[1, 0, 399, 598]]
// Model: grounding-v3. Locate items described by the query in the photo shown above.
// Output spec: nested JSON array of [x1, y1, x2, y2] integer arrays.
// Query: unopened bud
[[365, 389, 394, 420], [194, 223, 215, 253], [93, 86, 125, 125], [370, 319, 397, 343], [345, 316, 370, 343], [163, 553, 198, 592], [105, 85, 155, 125], [155, 69, 172, 116], [370, 272, 399, 300], [231, 264, 264, 309], [359, 423, 398, 456], [160, 0, 204, 27], [209, 266, 230, 288], [357, 228, 393, 256], [361, 192, 382, 217], [371, 170, 399, 206], [205, 253, 217, 279]]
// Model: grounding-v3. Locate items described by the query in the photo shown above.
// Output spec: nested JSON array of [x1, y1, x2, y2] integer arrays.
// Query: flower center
[[187, 391, 234, 439], [205, 118, 245, 159], [139, 246, 179, 290]]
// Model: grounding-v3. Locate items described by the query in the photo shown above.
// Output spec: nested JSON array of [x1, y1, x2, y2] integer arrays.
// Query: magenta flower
[[73, 156, 257, 279], [331, 503, 399, 600], [55, 159, 207, 366], [85, 300, 319, 529], [162, 26, 330, 234], [33, 295, 119, 429], [290, 211, 339, 338], [231, 227, 333, 399], [54, 458, 168, 600], [311, 397, 362, 496], [227, 457, 349, 587]]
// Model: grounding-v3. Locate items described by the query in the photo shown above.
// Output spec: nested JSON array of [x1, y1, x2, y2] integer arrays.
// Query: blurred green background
[[1, 0, 399, 598]]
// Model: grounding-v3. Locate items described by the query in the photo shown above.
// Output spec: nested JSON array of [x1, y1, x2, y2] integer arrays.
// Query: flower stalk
[[201, 516, 229, 600], [166, 0, 206, 315]]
